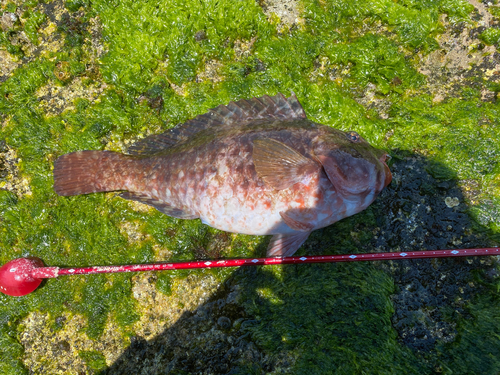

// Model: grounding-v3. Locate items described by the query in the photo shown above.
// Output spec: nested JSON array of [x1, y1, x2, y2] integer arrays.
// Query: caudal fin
[[53, 150, 128, 196]]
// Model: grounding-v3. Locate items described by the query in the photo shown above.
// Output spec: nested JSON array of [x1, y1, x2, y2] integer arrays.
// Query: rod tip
[[0, 257, 44, 296]]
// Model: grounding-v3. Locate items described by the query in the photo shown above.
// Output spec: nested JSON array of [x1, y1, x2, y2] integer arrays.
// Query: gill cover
[[313, 129, 388, 196], [317, 150, 377, 195]]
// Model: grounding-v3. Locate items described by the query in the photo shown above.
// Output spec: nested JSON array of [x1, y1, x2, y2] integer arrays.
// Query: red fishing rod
[[1, 247, 498, 296]]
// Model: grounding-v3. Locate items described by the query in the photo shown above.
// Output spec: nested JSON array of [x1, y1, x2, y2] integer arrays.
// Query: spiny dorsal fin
[[127, 92, 307, 155]]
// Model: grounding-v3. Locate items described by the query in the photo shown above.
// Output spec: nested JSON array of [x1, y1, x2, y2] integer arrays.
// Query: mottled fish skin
[[150, 121, 330, 235], [54, 93, 392, 257]]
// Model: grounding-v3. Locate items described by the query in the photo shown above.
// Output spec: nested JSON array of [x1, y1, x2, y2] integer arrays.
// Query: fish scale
[[53, 93, 392, 257]]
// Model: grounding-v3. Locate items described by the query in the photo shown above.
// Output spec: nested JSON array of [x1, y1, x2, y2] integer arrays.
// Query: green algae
[[480, 28, 500, 45], [237, 263, 424, 374], [79, 350, 107, 371], [23, 10, 46, 44], [437, 291, 500, 374], [490, 6, 500, 18], [1, 0, 500, 373]]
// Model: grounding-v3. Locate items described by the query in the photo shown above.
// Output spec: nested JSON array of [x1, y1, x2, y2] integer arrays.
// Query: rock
[[217, 316, 231, 330], [1, 12, 18, 31]]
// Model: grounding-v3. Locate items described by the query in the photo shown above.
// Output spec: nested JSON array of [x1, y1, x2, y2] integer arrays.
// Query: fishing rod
[[1, 247, 498, 296]]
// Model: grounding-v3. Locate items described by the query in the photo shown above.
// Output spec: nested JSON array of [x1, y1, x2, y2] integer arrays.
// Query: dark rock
[[194, 30, 207, 41], [217, 316, 231, 330], [371, 155, 497, 353]]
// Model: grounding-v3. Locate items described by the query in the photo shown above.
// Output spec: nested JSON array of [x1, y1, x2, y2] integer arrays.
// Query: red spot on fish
[[295, 196, 305, 208]]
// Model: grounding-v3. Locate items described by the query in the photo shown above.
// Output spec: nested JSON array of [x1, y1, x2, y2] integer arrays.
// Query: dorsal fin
[[127, 92, 307, 155]]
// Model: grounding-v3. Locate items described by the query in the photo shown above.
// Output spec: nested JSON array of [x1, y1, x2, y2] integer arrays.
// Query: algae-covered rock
[[0, 141, 32, 197], [1, 0, 500, 374]]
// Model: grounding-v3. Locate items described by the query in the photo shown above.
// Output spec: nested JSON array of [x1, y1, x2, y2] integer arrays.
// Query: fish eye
[[346, 131, 360, 143]]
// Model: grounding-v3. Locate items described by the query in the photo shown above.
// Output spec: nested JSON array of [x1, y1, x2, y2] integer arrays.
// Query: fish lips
[[379, 153, 392, 187], [380, 154, 392, 187]]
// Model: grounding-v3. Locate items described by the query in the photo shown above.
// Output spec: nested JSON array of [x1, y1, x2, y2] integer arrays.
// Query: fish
[[53, 93, 392, 257]]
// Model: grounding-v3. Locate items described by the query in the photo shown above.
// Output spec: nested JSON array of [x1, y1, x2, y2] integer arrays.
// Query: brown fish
[[54, 93, 391, 257]]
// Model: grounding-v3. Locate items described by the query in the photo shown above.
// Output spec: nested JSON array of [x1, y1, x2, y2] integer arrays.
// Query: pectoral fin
[[267, 231, 311, 257], [253, 138, 320, 190]]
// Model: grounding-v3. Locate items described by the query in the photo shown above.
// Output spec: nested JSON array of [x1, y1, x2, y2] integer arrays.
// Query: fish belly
[[198, 186, 289, 235], [194, 161, 337, 235]]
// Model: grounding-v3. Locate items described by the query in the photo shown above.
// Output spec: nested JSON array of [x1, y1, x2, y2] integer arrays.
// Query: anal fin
[[267, 231, 311, 257], [119, 192, 198, 220]]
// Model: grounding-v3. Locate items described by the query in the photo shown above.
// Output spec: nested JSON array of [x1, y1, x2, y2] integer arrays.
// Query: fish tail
[[53, 150, 132, 196]]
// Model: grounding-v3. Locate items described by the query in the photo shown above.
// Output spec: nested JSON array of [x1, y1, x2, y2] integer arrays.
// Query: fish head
[[313, 128, 392, 199]]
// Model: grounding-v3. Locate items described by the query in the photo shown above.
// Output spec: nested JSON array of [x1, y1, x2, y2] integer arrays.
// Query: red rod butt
[[0, 257, 44, 296]]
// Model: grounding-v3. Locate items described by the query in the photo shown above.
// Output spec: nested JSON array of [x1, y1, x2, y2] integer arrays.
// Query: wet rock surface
[[417, 2, 500, 104], [371, 154, 497, 354], [0, 140, 32, 197], [103, 279, 292, 374]]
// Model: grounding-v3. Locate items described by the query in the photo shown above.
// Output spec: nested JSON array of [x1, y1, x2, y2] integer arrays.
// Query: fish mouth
[[379, 153, 392, 187]]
